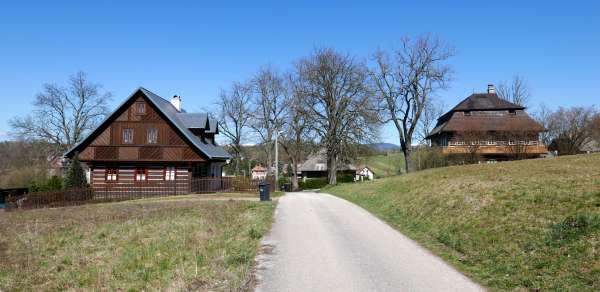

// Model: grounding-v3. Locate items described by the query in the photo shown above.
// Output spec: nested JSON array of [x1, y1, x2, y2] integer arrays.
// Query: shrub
[[64, 153, 86, 189], [548, 214, 600, 245], [28, 176, 63, 193], [299, 178, 328, 189]]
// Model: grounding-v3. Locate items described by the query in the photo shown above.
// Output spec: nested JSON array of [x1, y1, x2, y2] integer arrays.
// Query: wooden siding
[[441, 145, 548, 155], [91, 166, 190, 195], [79, 96, 205, 162]]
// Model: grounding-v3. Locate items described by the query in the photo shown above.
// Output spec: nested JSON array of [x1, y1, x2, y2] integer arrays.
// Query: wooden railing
[[4, 176, 275, 210], [441, 145, 548, 155]]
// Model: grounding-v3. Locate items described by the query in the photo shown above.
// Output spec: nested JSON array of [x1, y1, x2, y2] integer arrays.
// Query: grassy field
[[355, 151, 405, 177], [326, 154, 600, 291], [0, 195, 276, 291]]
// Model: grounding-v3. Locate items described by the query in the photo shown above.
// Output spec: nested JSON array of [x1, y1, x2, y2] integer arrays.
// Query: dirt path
[[254, 191, 484, 292]]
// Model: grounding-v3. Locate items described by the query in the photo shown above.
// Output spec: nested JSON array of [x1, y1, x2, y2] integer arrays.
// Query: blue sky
[[1, 0, 598, 143]]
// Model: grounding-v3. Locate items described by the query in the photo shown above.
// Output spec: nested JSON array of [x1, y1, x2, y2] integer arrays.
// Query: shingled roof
[[451, 93, 524, 111], [427, 89, 543, 138], [65, 87, 231, 160]]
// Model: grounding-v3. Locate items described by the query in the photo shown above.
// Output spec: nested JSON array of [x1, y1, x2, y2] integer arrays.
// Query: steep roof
[[65, 87, 231, 160]]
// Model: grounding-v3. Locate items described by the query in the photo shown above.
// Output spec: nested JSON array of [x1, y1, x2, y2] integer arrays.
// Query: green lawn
[[326, 154, 600, 291], [355, 151, 405, 177], [0, 195, 276, 291]]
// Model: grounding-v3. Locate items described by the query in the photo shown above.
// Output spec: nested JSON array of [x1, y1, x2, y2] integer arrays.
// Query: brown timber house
[[64, 87, 231, 194], [427, 84, 547, 161]]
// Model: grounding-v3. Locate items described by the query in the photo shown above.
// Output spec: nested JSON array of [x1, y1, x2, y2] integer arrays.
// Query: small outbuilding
[[251, 165, 268, 180], [355, 166, 375, 181]]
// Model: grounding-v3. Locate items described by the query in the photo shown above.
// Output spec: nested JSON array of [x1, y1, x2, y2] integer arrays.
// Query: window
[[123, 128, 133, 144], [165, 166, 176, 181], [147, 128, 158, 144], [106, 168, 118, 181], [509, 110, 516, 115], [135, 168, 147, 181], [487, 139, 496, 145], [464, 111, 471, 116], [136, 103, 146, 114]]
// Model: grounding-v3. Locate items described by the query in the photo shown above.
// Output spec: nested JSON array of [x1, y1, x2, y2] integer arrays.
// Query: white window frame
[[147, 128, 158, 144], [165, 166, 176, 181], [123, 128, 133, 144]]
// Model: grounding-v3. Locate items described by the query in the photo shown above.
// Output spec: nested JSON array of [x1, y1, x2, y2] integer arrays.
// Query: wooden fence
[[5, 176, 275, 210]]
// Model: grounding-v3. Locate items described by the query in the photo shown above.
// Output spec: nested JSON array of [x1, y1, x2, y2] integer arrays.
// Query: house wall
[[90, 165, 190, 195], [78, 96, 205, 162]]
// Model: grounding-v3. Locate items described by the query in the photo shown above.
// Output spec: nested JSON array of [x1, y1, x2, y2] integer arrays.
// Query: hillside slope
[[327, 154, 600, 291], [355, 152, 405, 177]]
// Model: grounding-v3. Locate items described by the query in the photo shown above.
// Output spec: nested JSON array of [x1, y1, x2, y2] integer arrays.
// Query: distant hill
[[369, 143, 400, 152]]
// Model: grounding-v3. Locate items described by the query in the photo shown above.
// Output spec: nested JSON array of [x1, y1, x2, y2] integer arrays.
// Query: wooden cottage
[[64, 87, 231, 194], [426, 85, 547, 161]]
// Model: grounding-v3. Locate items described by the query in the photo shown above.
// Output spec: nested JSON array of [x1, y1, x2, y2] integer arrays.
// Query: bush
[[337, 174, 355, 183], [548, 214, 600, 245], [299, 178, 329, 190], [28, 176, 63, 193]]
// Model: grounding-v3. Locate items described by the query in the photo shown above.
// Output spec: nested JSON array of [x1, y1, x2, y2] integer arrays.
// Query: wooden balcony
[[441, 145, 548, 155]]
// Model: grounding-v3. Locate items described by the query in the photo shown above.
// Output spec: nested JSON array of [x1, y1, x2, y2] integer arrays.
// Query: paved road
[[254, 192, 484, 292]]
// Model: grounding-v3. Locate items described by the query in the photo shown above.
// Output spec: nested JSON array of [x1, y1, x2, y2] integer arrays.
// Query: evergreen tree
[[64, 153, 86, 189]]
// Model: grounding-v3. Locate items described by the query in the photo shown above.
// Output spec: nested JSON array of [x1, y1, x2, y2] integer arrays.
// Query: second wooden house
[[426, 84, 547, 162]]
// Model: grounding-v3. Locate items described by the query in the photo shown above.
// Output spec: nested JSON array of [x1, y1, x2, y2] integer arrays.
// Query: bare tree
[[249, 67, 289, 174], [370, 35, 454, 173], [547, 106, 597, 155], [279, 75, 312, 190], [295, 48, 379, 185], [532, 103, 553, 146], [497, 75, 531, 107], [417, 97, 445, 144], [455, 130, 483, 163], [10, 71, 112, 151], [216, 81, 252, 174]]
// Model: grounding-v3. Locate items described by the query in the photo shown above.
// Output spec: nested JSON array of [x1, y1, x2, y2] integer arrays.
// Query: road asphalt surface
[[254, 191, 484, 292]]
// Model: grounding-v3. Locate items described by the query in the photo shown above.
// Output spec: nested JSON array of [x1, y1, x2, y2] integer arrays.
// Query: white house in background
[[251, 165, 268, 180], [355, 166, 375, 181]]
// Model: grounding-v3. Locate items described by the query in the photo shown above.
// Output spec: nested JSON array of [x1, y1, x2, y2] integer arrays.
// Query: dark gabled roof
[[64, 87, 231, 160]]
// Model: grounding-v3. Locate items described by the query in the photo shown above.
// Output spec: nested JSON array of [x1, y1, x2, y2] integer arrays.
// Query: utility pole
[[274, 132, 279, 187]]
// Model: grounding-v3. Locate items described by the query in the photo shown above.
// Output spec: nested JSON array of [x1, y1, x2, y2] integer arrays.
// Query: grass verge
[[0, 196, 275, 291], [326, 154, 600, 291]]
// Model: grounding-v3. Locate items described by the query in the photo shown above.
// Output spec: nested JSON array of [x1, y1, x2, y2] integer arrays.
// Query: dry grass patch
[[0, 196, 275, 291], [327, 154, 600, 291]]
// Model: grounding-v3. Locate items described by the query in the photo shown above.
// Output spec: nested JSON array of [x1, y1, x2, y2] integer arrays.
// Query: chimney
[[487, 84, 496, 94], [171, 95, 182, 112]]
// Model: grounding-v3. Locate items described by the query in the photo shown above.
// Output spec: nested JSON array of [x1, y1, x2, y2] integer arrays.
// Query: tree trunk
[[401, 136, 413, 173], [292, 158, 299, 191], [327, 152, 337, 185]]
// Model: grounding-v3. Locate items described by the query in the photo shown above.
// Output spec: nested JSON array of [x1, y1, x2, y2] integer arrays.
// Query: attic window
[[136, 103, 146, 114]]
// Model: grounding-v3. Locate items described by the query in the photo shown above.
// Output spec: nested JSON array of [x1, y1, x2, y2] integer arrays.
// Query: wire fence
[[5, 176, 276, 211]]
